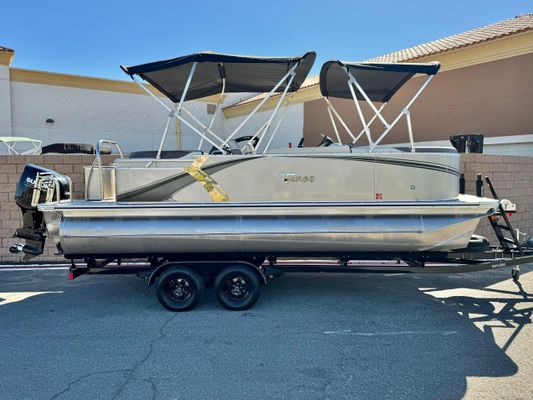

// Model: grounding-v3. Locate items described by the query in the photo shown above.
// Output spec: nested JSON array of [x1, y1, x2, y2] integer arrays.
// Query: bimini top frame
[[0, 136, 42, 155], [121, 51, 316, 156], [319, 61, 440, 152]]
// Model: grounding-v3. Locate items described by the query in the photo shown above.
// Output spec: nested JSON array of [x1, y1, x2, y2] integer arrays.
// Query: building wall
[[0, 64, 12, 135], [9, 81, 180, 153], [1, 153, 532, 263], [303, 53, 533, 150]]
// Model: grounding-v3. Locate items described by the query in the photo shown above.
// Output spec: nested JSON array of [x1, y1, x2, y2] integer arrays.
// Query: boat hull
[[96, 150, 461, 203], [41, 196, 497, 257]]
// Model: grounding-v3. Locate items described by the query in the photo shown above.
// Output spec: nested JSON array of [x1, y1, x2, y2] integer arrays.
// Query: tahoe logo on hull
[[280, 173, 316, 184]]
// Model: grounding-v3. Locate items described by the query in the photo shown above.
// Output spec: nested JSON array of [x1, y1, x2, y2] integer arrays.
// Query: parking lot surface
[[1, 265, 532, 400]]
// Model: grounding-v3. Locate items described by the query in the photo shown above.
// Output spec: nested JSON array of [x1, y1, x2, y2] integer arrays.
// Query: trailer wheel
[[215, 265, 261, 310], [156, 266, 204, 312]]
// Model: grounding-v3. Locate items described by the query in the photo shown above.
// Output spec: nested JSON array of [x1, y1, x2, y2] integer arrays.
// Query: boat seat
[[128, 150, 203, 159]]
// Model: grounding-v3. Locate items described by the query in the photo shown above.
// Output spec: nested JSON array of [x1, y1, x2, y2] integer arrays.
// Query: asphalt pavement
[[1, 265, 532, 400]]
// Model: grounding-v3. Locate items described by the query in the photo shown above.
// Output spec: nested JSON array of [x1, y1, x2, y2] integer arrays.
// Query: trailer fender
[[147, 261, 267, 287]]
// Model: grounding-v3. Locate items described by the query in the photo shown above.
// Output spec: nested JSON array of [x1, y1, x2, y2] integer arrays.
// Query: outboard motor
[[11, 164, 71, 257]]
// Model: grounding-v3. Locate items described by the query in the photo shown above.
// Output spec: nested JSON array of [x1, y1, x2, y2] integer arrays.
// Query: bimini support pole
[[129, 62, 224, 155], [155, 62, 198, 158], [131, 75, 173, 113], [370, 74, 434, 150], [254, 68, 298, 153], [198, 78, 226, 150], [262, 104, 290, 154], [221, 62, 300, 148], [353, 103, 386, 145], [405, 110, 415, 152], [323, 97, 357, 144], [181, 106, 224, 146], [347, 80, 374, 147], [156, 115, 174, 159], [347, 71, 390, 129], [327, 106, 342, 144]]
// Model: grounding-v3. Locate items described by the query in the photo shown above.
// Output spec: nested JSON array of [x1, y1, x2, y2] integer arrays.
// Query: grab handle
[[85, 140, 123, 200]]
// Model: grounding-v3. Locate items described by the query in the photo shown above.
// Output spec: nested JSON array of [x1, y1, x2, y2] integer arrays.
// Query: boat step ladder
[[484, 176, 523, 255]]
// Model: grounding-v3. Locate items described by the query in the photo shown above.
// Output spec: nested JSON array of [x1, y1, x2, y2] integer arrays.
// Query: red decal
[[375, 193, 383, 200]]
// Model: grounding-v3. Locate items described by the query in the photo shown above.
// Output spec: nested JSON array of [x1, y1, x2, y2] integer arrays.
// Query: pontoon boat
[[12, 51, 499, 259], [9, 51, 510, 311]]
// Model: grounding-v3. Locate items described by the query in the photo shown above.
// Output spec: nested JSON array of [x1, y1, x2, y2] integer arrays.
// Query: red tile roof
[[0, 45, 14, 54], [368, 14, 533, 63]]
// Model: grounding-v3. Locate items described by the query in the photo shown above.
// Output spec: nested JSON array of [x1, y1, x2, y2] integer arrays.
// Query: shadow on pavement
[[0, 267, 530, 400]]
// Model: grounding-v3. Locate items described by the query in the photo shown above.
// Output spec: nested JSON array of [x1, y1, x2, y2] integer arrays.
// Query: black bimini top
[[121, 51, 316, 103], [320, 61, 440, 102]]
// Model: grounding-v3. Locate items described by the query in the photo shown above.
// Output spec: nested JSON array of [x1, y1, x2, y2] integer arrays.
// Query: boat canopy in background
[[122, 51, 316, 102], [319, 61, 440, 102]]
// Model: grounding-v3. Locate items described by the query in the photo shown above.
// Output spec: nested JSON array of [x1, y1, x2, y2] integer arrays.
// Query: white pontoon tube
[[319, 61, 440, 151]]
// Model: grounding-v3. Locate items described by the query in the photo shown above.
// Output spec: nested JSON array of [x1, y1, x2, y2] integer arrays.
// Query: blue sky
[[1, 0, 531, 80]]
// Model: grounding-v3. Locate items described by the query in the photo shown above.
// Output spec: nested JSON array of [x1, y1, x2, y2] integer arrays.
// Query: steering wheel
[[208, 135, 260, 155]]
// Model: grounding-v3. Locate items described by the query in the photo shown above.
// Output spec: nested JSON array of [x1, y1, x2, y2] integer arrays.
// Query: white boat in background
[[0, 136, 42, 155]]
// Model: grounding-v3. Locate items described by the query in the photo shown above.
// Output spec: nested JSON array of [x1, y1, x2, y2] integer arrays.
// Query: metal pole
[[222, 63, 299, 147], [182, 107, 224, 144], [156, 62, 197, 158], [354, 103, 386, 144], [347, 72, 390, 129], [323, 98, 357, 143], [327, 106, 342, 144], [371, 75, 434, 149], [245, 120, 270, 151], [176, 62, 197, 114], [405, 110, 415, 152], [403, 75, 434, 112], [131, 76, 172, 112], [156, 114, 174, 159], [199, 78, 226, 150], [348, 81, 373, 146], [262, 105, 290, 154], [176, 114, 224, 152], [255, 70, 297, 152]]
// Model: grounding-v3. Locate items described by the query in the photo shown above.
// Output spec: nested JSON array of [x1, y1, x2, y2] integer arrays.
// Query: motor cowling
[[12, 164, 71, 257]]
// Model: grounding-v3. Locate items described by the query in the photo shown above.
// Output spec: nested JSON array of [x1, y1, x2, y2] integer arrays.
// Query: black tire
[[156, 266, 204, 312], [215, 265, 261, 311]]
